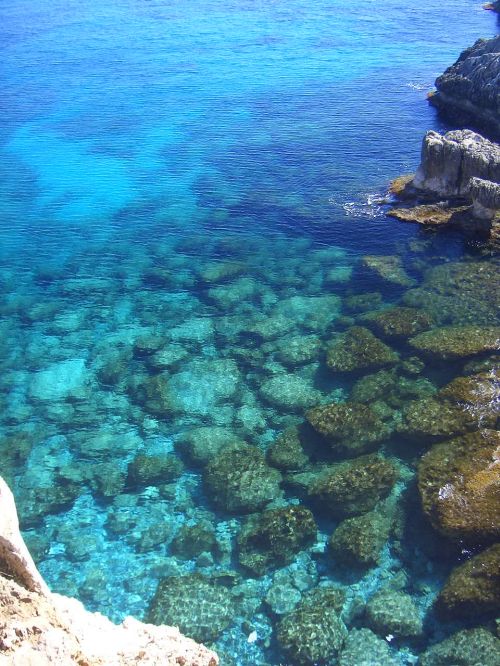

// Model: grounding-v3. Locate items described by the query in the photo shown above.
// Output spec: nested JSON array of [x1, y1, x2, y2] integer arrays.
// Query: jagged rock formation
[[389, 130, 500, 240], [429, 35, 500, 139], [0, 476, 218, 666], [412, 129, 500, 197]]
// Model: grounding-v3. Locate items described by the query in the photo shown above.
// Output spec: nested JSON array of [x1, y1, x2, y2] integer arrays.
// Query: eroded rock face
[[412, 130, 500, 197], [429, 36, 500, 138], [470, 176, 500, 220]]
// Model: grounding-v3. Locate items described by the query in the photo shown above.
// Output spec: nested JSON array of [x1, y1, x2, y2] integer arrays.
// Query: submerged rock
[[429, 36, 500, 138], [329, 507, 393, 568], [177, 427, 243, 466], [266, 425, 314, 472], [418, 429, 500, 542], [436, 544, 500, 620], [398, 397, 478, 440], [306, 401, 390, 456], [126, 454, 184, 489], [170, 522, 217, 560], [274, 334, 322, 366], [339, 628, 399, 666], [361, 255, 415, 287], [419, 628, 500, 666], [276, 587, 347, 666], [409, 325, 500, 360], [363, 306, 433, 340], [259, 373, 322, 412], [327, 327, 399, 373], [308, 454, 398, 518], [365, 589, 423, 639], [203, 443, 282, 513], [237, 505, 317, 576], [147, 574, 236, 644]]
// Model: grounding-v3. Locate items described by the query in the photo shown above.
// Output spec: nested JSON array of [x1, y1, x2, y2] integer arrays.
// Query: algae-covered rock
[[344, 292, 383, 314], [276, 587, 347, 665], [351, 369, 436, 409], [327, 327, 399, 374], [398, 397, 477, 440], [364, 307, 433, 340], [203, 443, 282, 513], [418, 429, 500, 542], [329, 508, 393, 568], [237, 505, 317, 575], [170, 522, 217, 560], [259, 373, 322, 412], [245, 314, 295, 341], [127, 454, 184, 489], [128, 373, 172, 416], [177, 427, 243, 466], [409, 325, 500, 360], [403, 260, 500, 326], [435, 544, 500, 620], [147, 573, 236, 643], [306, 401, 390, 456], [419, 628, 500, 666], [365, 589, 423, 638], [362, 255, 416, 287], [438, 372, 500, 428], [198, 260, 245, 284], [339, 628, 399, 666], [274, 294, 342, 333], [309, 455, 398, 518], [266, 425, 313, 472], [274, 335, 322, 366]]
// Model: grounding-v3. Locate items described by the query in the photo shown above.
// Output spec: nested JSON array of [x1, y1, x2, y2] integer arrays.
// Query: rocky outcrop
[[470, 176, 500, 219], [412, 130, 500, 197], [429, 36, 500, 139], [0, 476, 218, 666]]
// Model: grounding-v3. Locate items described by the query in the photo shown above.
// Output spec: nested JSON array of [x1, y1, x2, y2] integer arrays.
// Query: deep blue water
[[0, 1, 498, 664]]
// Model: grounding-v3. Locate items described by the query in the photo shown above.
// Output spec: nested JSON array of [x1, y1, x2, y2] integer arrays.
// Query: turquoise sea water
[[1, 1, 499, 664]]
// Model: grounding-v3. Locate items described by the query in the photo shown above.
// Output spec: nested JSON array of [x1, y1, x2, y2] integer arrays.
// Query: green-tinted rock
[[204, 443, 282, 513], [128, 373, 172, 416], [436, 544, 500, 620], [438, 372, 499, 428], [147, 574, 236, 643], [90, 463, 126, 498], [409, 325, 500, 360], [419, 628, 500, 666], [266, 425, 312, 472], [306, 401, 391, 456], [329, 508, 393, 568], [259, 373, 322, 412], [309, 455, 398, 518], [351, 369, 436, 409], [327, 327, 399, 374], [198, 260, 245, 283], [339, 628, 399, 666], [365, 589, 423, 638], [170, 522, 217, 560], [418, 430, 500, 542], [344, 292, 383, 314], [275, 335, 322, 366], [398, 397, 477, 440], [237, 505, 317, 575], [177, 427, 243, 466], [127, 454, 184, 489], [277, 587, 348, 666], [364, 306, 433, 340], [362, 255, 416, 287]]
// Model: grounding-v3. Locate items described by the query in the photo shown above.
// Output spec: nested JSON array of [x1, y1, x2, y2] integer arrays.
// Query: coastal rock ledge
[[0, 476, 218, 666], [429, 35, 500, 139]]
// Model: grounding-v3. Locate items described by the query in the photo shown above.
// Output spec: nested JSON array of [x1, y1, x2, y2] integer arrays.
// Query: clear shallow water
[[0, 1, 498, 664]]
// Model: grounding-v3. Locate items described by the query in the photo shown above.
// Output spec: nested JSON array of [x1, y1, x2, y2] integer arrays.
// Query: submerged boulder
[[266, 425, 314, 472], [127, 454, 184, 489], [365, 589, 423, 639], [329, 508, 393, 569], [419, 628, 500, 666], [306, 401, 390, 456], [418, 429, 500, 542], [363, 306, 433, 340], [259, 373, 322, 412], [361, 255, 415, 287], [237, 505, 317, 576], [398, 397, 477, 440], [436, 544, 500, 620], [409, 325, 500, 360], [147, 574, 236, 644], [204, 443, 282, 514], [309, 454, 398, 518], [339, 628, 399, 666], [276, 587, 347, 666], [327, 327, 399, 374]]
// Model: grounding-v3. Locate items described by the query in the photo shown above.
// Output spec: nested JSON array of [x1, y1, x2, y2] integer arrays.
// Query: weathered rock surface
[[418, 429, 500, 543], [0, 476, 218, 666], [470, 176, 500, 220], [412, 130, 500, 197], [419, 627, 500, 666], [429, 36, 500, 138]]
